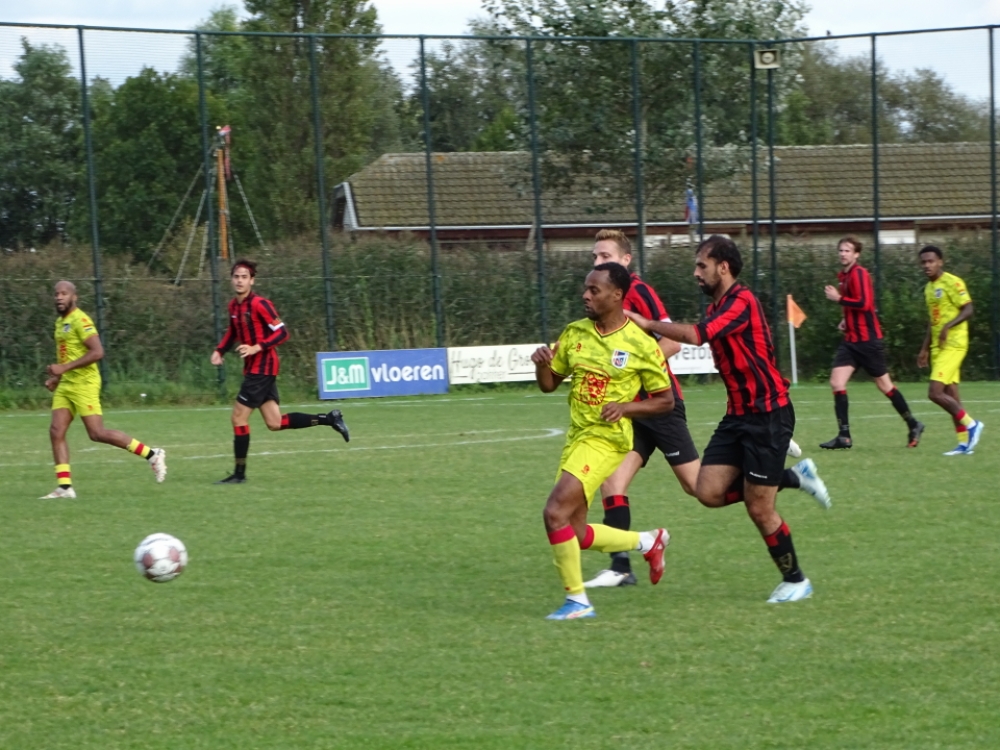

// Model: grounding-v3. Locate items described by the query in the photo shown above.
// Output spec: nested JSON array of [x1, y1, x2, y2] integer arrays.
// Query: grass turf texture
[[1, 383, 998, 749]]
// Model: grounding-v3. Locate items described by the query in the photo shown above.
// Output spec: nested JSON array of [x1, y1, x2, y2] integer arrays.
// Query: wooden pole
[[216, 136, 228, 261]]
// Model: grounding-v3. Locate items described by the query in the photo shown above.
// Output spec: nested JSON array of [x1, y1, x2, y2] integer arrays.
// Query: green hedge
[[1, 234, 996, 407]]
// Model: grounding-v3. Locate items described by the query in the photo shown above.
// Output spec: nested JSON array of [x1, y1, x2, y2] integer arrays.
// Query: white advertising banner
[[668, 343, 718, 375], [447, 344, 543, 384], [447, 341, 717, 384]]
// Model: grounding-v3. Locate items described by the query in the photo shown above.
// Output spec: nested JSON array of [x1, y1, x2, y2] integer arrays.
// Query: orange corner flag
[[787, 295, 807, 328]]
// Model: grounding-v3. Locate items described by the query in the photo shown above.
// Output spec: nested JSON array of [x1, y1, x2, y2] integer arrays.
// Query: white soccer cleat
[[767, 578, 813, 603], [786, 438, 802, 458], [791, 458, 831, 509], [584, 569, 637, 588], [967, 420, 984, 451], [39, 487, 77, 499], [149, 449, 167, 483]]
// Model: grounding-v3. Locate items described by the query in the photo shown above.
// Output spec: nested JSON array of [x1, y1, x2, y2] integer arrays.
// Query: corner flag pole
[[786, 295, 807, 386]]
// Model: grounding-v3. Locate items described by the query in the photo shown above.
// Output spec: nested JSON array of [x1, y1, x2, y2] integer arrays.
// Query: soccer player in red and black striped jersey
[[626, 236, 830, 603], [821, 236, 923, 450], [583, 229, 701, 588], [210, 259, 349, 484]]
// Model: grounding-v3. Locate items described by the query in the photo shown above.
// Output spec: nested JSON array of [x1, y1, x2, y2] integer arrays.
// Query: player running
[[532, 262, 674, 620], [583, 229, 700, 588], [40, 281, 166, 499], [211, 259, 349, 484], [917, 245, 983, 455], [821, 236, 923, 449], [626, 236, 829, 603]]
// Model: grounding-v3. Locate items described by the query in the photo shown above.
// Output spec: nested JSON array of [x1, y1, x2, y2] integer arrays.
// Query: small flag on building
[[684, 188, 698, 225], [787, 295, 807, 328]]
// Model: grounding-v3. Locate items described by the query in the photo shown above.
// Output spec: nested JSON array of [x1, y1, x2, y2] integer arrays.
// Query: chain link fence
[[3, 22, 1000, 399]]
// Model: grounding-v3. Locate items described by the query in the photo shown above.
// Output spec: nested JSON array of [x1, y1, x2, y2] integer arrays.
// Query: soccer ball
[[134, 533, 188, 583]]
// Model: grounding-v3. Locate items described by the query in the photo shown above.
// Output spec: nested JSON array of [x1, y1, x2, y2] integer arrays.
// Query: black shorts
[[832, 339, 888, 378], [236, 374, 280, 409], [632, 398, 700, 467], [701, 404, 795, 486]]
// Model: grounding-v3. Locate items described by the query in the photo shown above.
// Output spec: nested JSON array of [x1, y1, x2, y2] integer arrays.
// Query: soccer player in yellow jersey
[[531, 263, 674, 620], [917, 246, 983, 455], [39, 281, 167, 499]]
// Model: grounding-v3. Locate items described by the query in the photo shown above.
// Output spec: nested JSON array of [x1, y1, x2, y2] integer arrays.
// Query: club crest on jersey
[[611, 350, 629, 368], [934, 288, 943, 298], [62, 324, 71, 332]]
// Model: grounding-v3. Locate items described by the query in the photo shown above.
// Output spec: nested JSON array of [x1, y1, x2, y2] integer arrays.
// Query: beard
[[697, 279, 717, 296]]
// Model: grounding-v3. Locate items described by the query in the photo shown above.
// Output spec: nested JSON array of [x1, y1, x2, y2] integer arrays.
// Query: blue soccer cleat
[[943, 443, 973, 456], [967, 420, 984, 451], [546, 599, 596, 620], [767, 578, 813, 603]]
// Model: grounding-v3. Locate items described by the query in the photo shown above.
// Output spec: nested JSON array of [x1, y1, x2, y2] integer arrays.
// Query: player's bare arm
[[237, 344, 263, 358], [624, 310, 700, 345], [600, 388, 674, 423], [532, 344, 564, 393], [938, 301, 974, 348], [824, 285, 842, 302], [47, 334, 103, 377]]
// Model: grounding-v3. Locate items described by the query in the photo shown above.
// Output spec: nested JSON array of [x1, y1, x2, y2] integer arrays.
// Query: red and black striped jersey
[[625, 273, 684, 400], [216, 292, 289, 375], [838, 263, 882, 342], [694, 282, 790, 416]]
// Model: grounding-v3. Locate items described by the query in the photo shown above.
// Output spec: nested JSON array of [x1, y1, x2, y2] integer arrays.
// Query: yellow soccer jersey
[[54, 307, 101, 387], [550, 318, 671, 452], [925, 272, 971, 351]]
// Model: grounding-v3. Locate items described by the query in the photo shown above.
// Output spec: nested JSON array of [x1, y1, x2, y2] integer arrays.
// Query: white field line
[[0, 428, 565, 469], [0, 427, 553, 458]]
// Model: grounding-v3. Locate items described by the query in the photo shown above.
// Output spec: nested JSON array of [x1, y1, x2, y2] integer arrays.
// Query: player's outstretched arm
[[532, 345, 565, 393], [625, 310, 699, 345]]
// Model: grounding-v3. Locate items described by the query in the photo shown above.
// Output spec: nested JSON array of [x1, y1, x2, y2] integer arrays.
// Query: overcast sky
[[2, 0, 1000, 96]]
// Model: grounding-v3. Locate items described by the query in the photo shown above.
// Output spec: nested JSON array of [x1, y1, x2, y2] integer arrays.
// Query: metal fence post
[[419, 36, 445, 348], [991, 27, 999, 379], [195, 32, 225, 394], [767, 63, 780, 367], [526, 38, 548, 344], [693, 41, 705, 240], [749, 43, 760, 294], [630, 39, 646, 275], [309, 35, 337, 350], [77, 27, 108, 386], [871, 34, 882, 308]]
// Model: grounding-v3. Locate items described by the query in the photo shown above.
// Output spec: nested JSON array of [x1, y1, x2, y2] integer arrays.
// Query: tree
[[89, 68, 227, 259], [0, 39, 81, 249]]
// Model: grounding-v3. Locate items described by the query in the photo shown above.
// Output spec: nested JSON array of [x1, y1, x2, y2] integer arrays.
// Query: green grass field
[[2, 382, 999, 749]]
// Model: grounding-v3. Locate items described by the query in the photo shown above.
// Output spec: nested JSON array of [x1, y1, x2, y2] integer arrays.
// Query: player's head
[[694, 235, 742, 296], [583, 262, 632, 320], [231, 259, 257, 296], [53, 280, 77, 315], [837, 236, 862, 267], [592, 229, 633, 270], [919, 245, 944, 280]]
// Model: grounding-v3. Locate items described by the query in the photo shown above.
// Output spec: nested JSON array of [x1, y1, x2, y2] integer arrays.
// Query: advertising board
[[316, 349, 449, 399]]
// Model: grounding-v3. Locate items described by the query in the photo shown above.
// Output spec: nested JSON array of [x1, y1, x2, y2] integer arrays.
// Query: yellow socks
[[583, 524, 641, 553], [55, 464, 71, 488], [126, 439, 152, 459], [548, 526, 585, 596]]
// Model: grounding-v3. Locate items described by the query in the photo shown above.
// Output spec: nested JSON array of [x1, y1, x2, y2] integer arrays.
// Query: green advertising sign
[[321, 357, 370, 392]]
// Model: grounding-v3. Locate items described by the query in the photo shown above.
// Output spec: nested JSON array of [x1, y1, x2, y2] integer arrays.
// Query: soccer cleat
[[584, 569, 638, 588], [820, 435, 852, 450], [148, 449, 167, 483], [943, 444, 973, 456], [767, 578, 813, 603], [39, 487, 77, 499], [214, 473, 247, 484], [642, 528, 669, 585], [786, 438, 802, 458], [328, 410, 350, 442], [545, 599, 596, 620], [790, 458, 831, 510], [907, 421, 925, 448], [967, 420, 984, 451]]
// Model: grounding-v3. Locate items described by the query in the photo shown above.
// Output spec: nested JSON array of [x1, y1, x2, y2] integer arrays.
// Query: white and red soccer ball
[[134, 533, 188, 582]]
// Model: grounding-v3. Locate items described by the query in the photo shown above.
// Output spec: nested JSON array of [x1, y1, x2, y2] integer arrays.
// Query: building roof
[[342, 143, 996, 230]]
